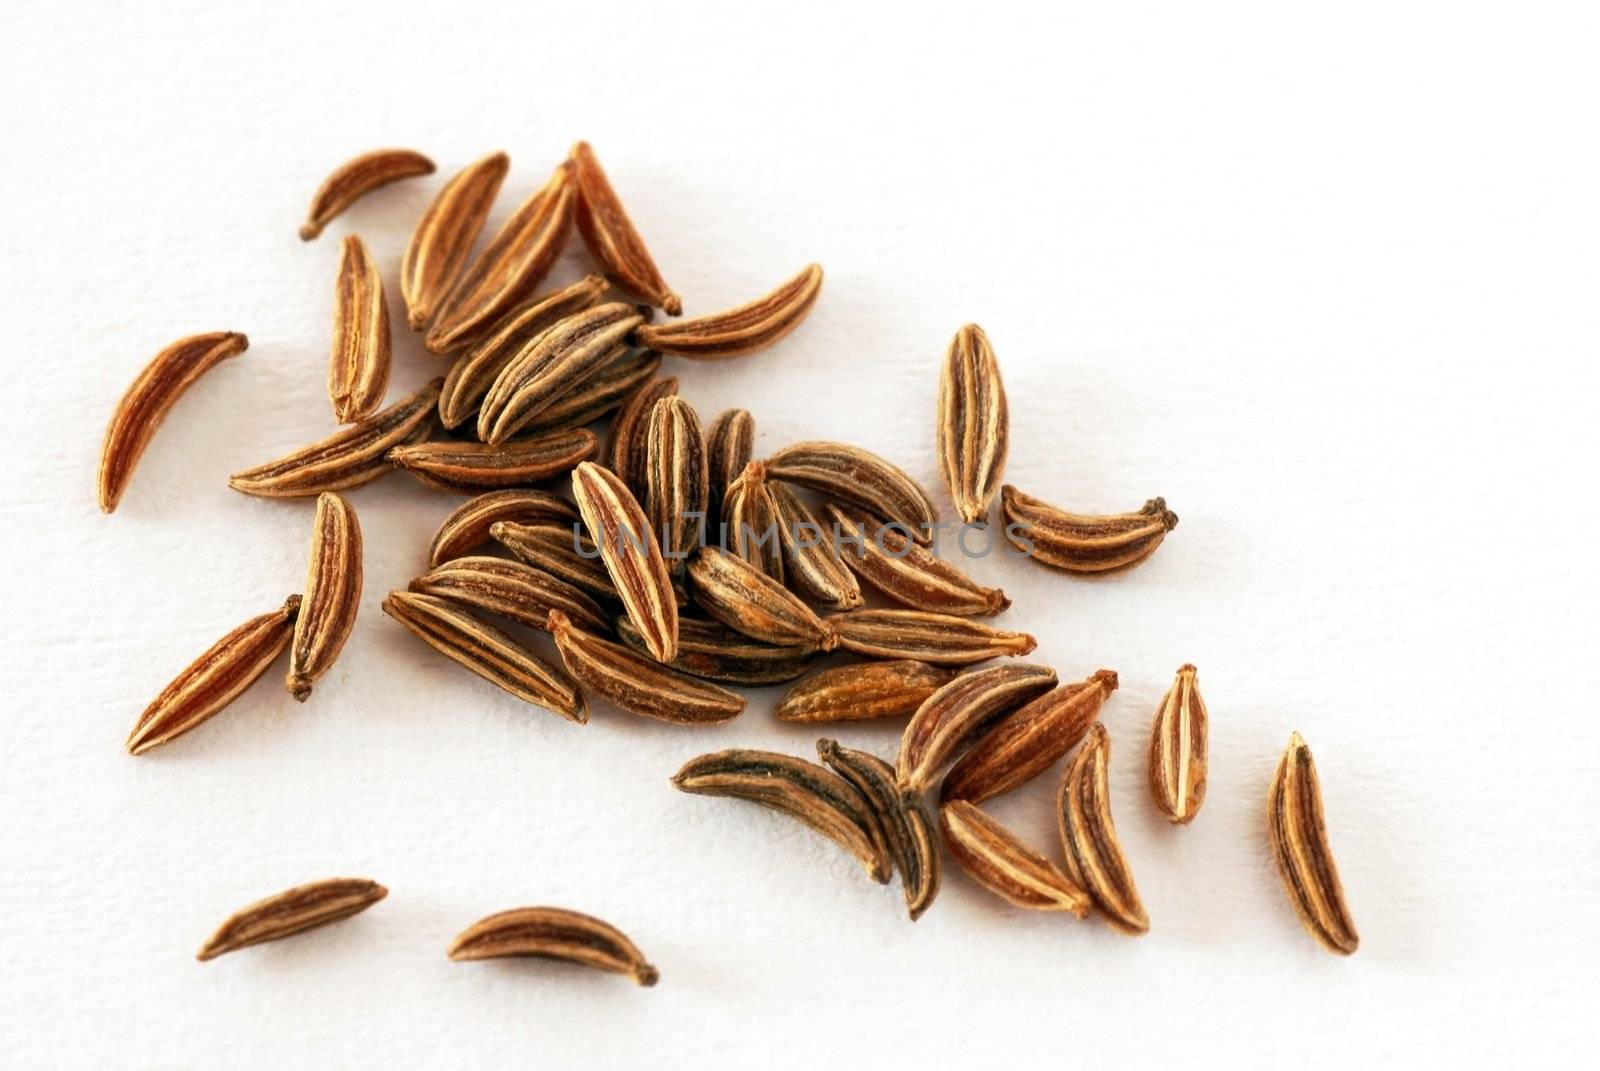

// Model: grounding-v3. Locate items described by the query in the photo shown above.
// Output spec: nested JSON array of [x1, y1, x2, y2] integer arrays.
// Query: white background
[[3, 1, 1597, 1066]]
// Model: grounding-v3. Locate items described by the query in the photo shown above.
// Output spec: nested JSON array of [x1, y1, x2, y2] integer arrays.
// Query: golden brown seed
[[1149, 664, 1208, 824], [300, 148, 434, 240], [382, 591, 585, 721], [491, 521, 616, 601], [478, 304, 645, 443], [672, 749, 890, 883], [428, 490, 580, 567], [826, 502, 1007, 616], [424, 162, 577, 354], [401, 151, 509, 330], [570, 462, 678, 662], [616, 615, 820, 685], [521, 349, 661, 435], [409, 555, 610, 634], [1269, 732, 1359, 955], [607, 375, 678, 502], [99, 331, 249, 512], [829, 609, 1036, 668], [687, 546, 834, 650], [645, 396, 709, 577], [896, 663, 1058, 793], [817, 740, 941, 920], [1001, 486, 1179, 574], [769, 484, 862, 611], [705, 408, 754, 522], [936, 324, 1009, 523], [197, 878, 387, 961], [328, 235, 391, 423], [1058, 724, 1149, 934], [287, 492, 363, 701], [448, 907, 657, 985], [721, 461, 783, 581], [939, 800, 1090, 915], [228, 378, 441, 498], [775, 660, 956, 724], [547, 610, 741, 724], [125, 595, 300, 756], [635, 263, 824, 359], [388, 428, 598, 493], [569, 140, 680, 315], [941, 669, 1119, 804], [764, 441, 939, 544]]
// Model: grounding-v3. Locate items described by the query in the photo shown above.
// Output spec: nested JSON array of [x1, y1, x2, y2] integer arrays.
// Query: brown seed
[[197, 878, 387, 961], [671, 749, 890, 883], [687, 546, 834, 650], [1269, 732, 1359, 955], [896, 662, 1058, 793], [1058, 724, 1149, 935], [936, 324, 1009, 523], [1001, 486, 1179, 574], [705, 408, 754, 522], [382, 591, 585, 721], [478, 303, 645, 443], [940, 670, 1119, 804], [547, 610, 741, 724], [829, 609, 1036, 668], [1149, 664, 1208, 824], [388, 428, 598, 493], [300, 148, 434, 240], [401, 151, 509, 330], [521, 349, 661, 435], [569, 140, 680, 315], [424, 162, 577, 354], [645, 396, 709, 577], [570, 462, 678, 662], [228, 378, 441, 498], [721, 461, 783, 581], [826, 502, 1007, 616], [448, 906, 657, 985], [125, 595, 300, 756], [635, 264, 823, 359], [939, 800, 1089, 915], [428, 490, 580, 568], [774, 660, 956, 724], [328, 234, 391, 423], [491, 521, 616, 601], [287, 492, 363, 701], [606, 375, 678, 502], [409, 555, 610, 635], [769, 484, 862, 611], [616, 615, 820, 686], [817, 740, 941, 920], [765, 441, 939, 544], [99, 331, 249, 513]]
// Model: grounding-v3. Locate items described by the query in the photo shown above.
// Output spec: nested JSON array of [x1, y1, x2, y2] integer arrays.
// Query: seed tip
[[634, 964, 660, 987], [299, 222, 320, 241], [1092, 669, 1119, 691]]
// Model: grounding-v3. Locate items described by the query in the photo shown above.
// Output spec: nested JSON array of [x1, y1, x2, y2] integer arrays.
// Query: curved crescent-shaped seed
[[300, 148, 434, 240], [228, 378, 441, 498], [547, 610, 741, 724], [401, 151, 509, 330], [764, 441, 938, 545], [616, 615, 820, 686], [428, 490, 580, 567], [388, 428, 597, 494], [424, 162, 577, 354], [721, 461, 783, 582], [939, 800, 1090, 915], [826, 502, 1006, 616], [1058, 724, 1149, 934], [125, 595, 300, 756], [382, 591, 585, 720], [570, 462, 677, 662], [607, 375, 678, 502], [672, 749, 890, 883], [635, 263, 823, 359], [775, 660, 956, 724], [409, 555, 609, 635], [1269, 732, 1359, 955], [1001, 486, 1179, 574], [1149, 664, 1208, 824], [328, 235, 391, 423], [941, 669, 1119, 804], [491, 521, 616, 601], [99, 331, 249, 512], [769, 484, 861, 611], [645, 396, 709, 577], [896, 662, 1059, 793], [448, 907, 658, 985], [828, 609, 1036, 668], [686, 546, 834, 650], [705, 408, 754, 523], [478, 303, 645, 443], [569, 141, 680, 315], [818, 740, 941, 920], [287, 492, 363, 701], [197, 878, 388, 961], [522, 349, 660, 435], [936, 324, 1009, 523]]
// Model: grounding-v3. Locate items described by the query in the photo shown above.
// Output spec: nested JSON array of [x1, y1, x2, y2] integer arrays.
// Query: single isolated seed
[[287, 492, 363, 701], [635, 263, 823, 359], [197, 878, 387, 961], [775, 660, 956, 724], [401, 150, 509, 331], [936, 323, 1009, 523], [328, 234, 391, 423], [705, 408, 755, 524], [1058, 724, 1149, 935], [478, 303, 645, 444], [448, 906, 658, 986], [686, 546, 835, 650], [721, 461, 783, 582], [616, 615, 820, 686], [99, 331, 248, 513], [1149, 664, 1208, 824], [1001, 486, 1179, 574], [765, 441, 939, 544], [409, 555, 610, 635], [491, 521, 617, 601], [607, 375, 678, 503], [570, 462, 678, 662], [826, 502, 1006, 616], [939, 800, 1089, 915], [829, 609, 1036, 668], [547, 610, 742, 725], [645, 396, 709, 577], [388, 428, 598, 493], [300, 148, 434, 240], [818, 740, 941, 920], [1269, 732, 1359, 956], [521, 349, 661, 435], [896, 662, 1058, 793], [428, 489, 580, 567], [770, 484, 862, 611], [569, 140, 680, 315]]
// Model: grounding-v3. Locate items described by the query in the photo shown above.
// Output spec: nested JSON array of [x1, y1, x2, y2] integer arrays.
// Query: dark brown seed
[[409, 555, 610, 634], [705, 408, 754, 523], [896, 663, 1058, 793], [826, 502, 1007, 616], [491, 521, 617, 601], [388, 428, 598, 493], [547, 610, 741, 724], [1059, 724, 1149, 934], [764, 441, 939, 544], [300, 148, 434, 241], [940, 800, 1090, 915], [635, 264, 823, 359], [606, 375, 678, 503], [478, 303, 645, 444], [770, 484, 862, 610], [570, 462, 678, 662], [1269, 732, 1359, 955], [197, 878, 387, 960], [569, 140, 680, 315], [287, 493, 363, 702], [401, 151, 509, 330], [817, 740, 941, 920], [828, 609, 1036, 667], [448, 906, 658, 985], [686, 546, 834, 650], [936, 323, 1009, 523], [521, 349, 661, 435], [645, 396, 709, 577], [327, 234, 391, 423], [1001, 486, 1179, 574], [774, 661, 957, 724], [428, 490, 580, 568], [721, 461, 783, 581], [615, 615, 820, 685]]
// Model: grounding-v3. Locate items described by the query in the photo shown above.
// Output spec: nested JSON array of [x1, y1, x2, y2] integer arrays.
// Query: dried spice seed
[[941, 669, 1119, 804], [635, 263, 823, 359], [775, 660, 956, 724], [287, 492, 363, 701], [1001, 486, 1179, 574], [686, 546, 835, 650], [521, 349, 661, 435], [616, 615, 820, 685], [829, 609, 1035, 667], [401, 151, 509, 330], [765, 441, 939, 544], [569, 140, 680, 315], [705, 408, 754, 523], [547, 610, 741, 724], [770, 484, 862, 611], [409, 555, 610, 634], [645, 396, 709, 577], [1058, 724, 1149, 934], [817, 740, 941, 920], [491, 521, 617, 601], [826, 502, 1006, 616], [940, 800, 1090, 915], [478, 303, 645, 444], [721, 461, 783, 581], [606, 375, 678, 502], [382, 591, 585, 720], [228, 378, 441, 498], [197, 878, 387, 961], [99, 331, 249, 513], [672, 749, 890, 883], [388, 427, 598, 493], [896, 662, 1058, 793], [1149, 664, 1208, 824], [448, 907, 658, 985], [300, 148, 434, 240], [570, 462, 678, 662], [125, 595, 300, 756], [1269, 732, 1359, 955], [936, 324, 1009, 523], [328, 234, 391, 423], [428, 490, 580, 568]]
